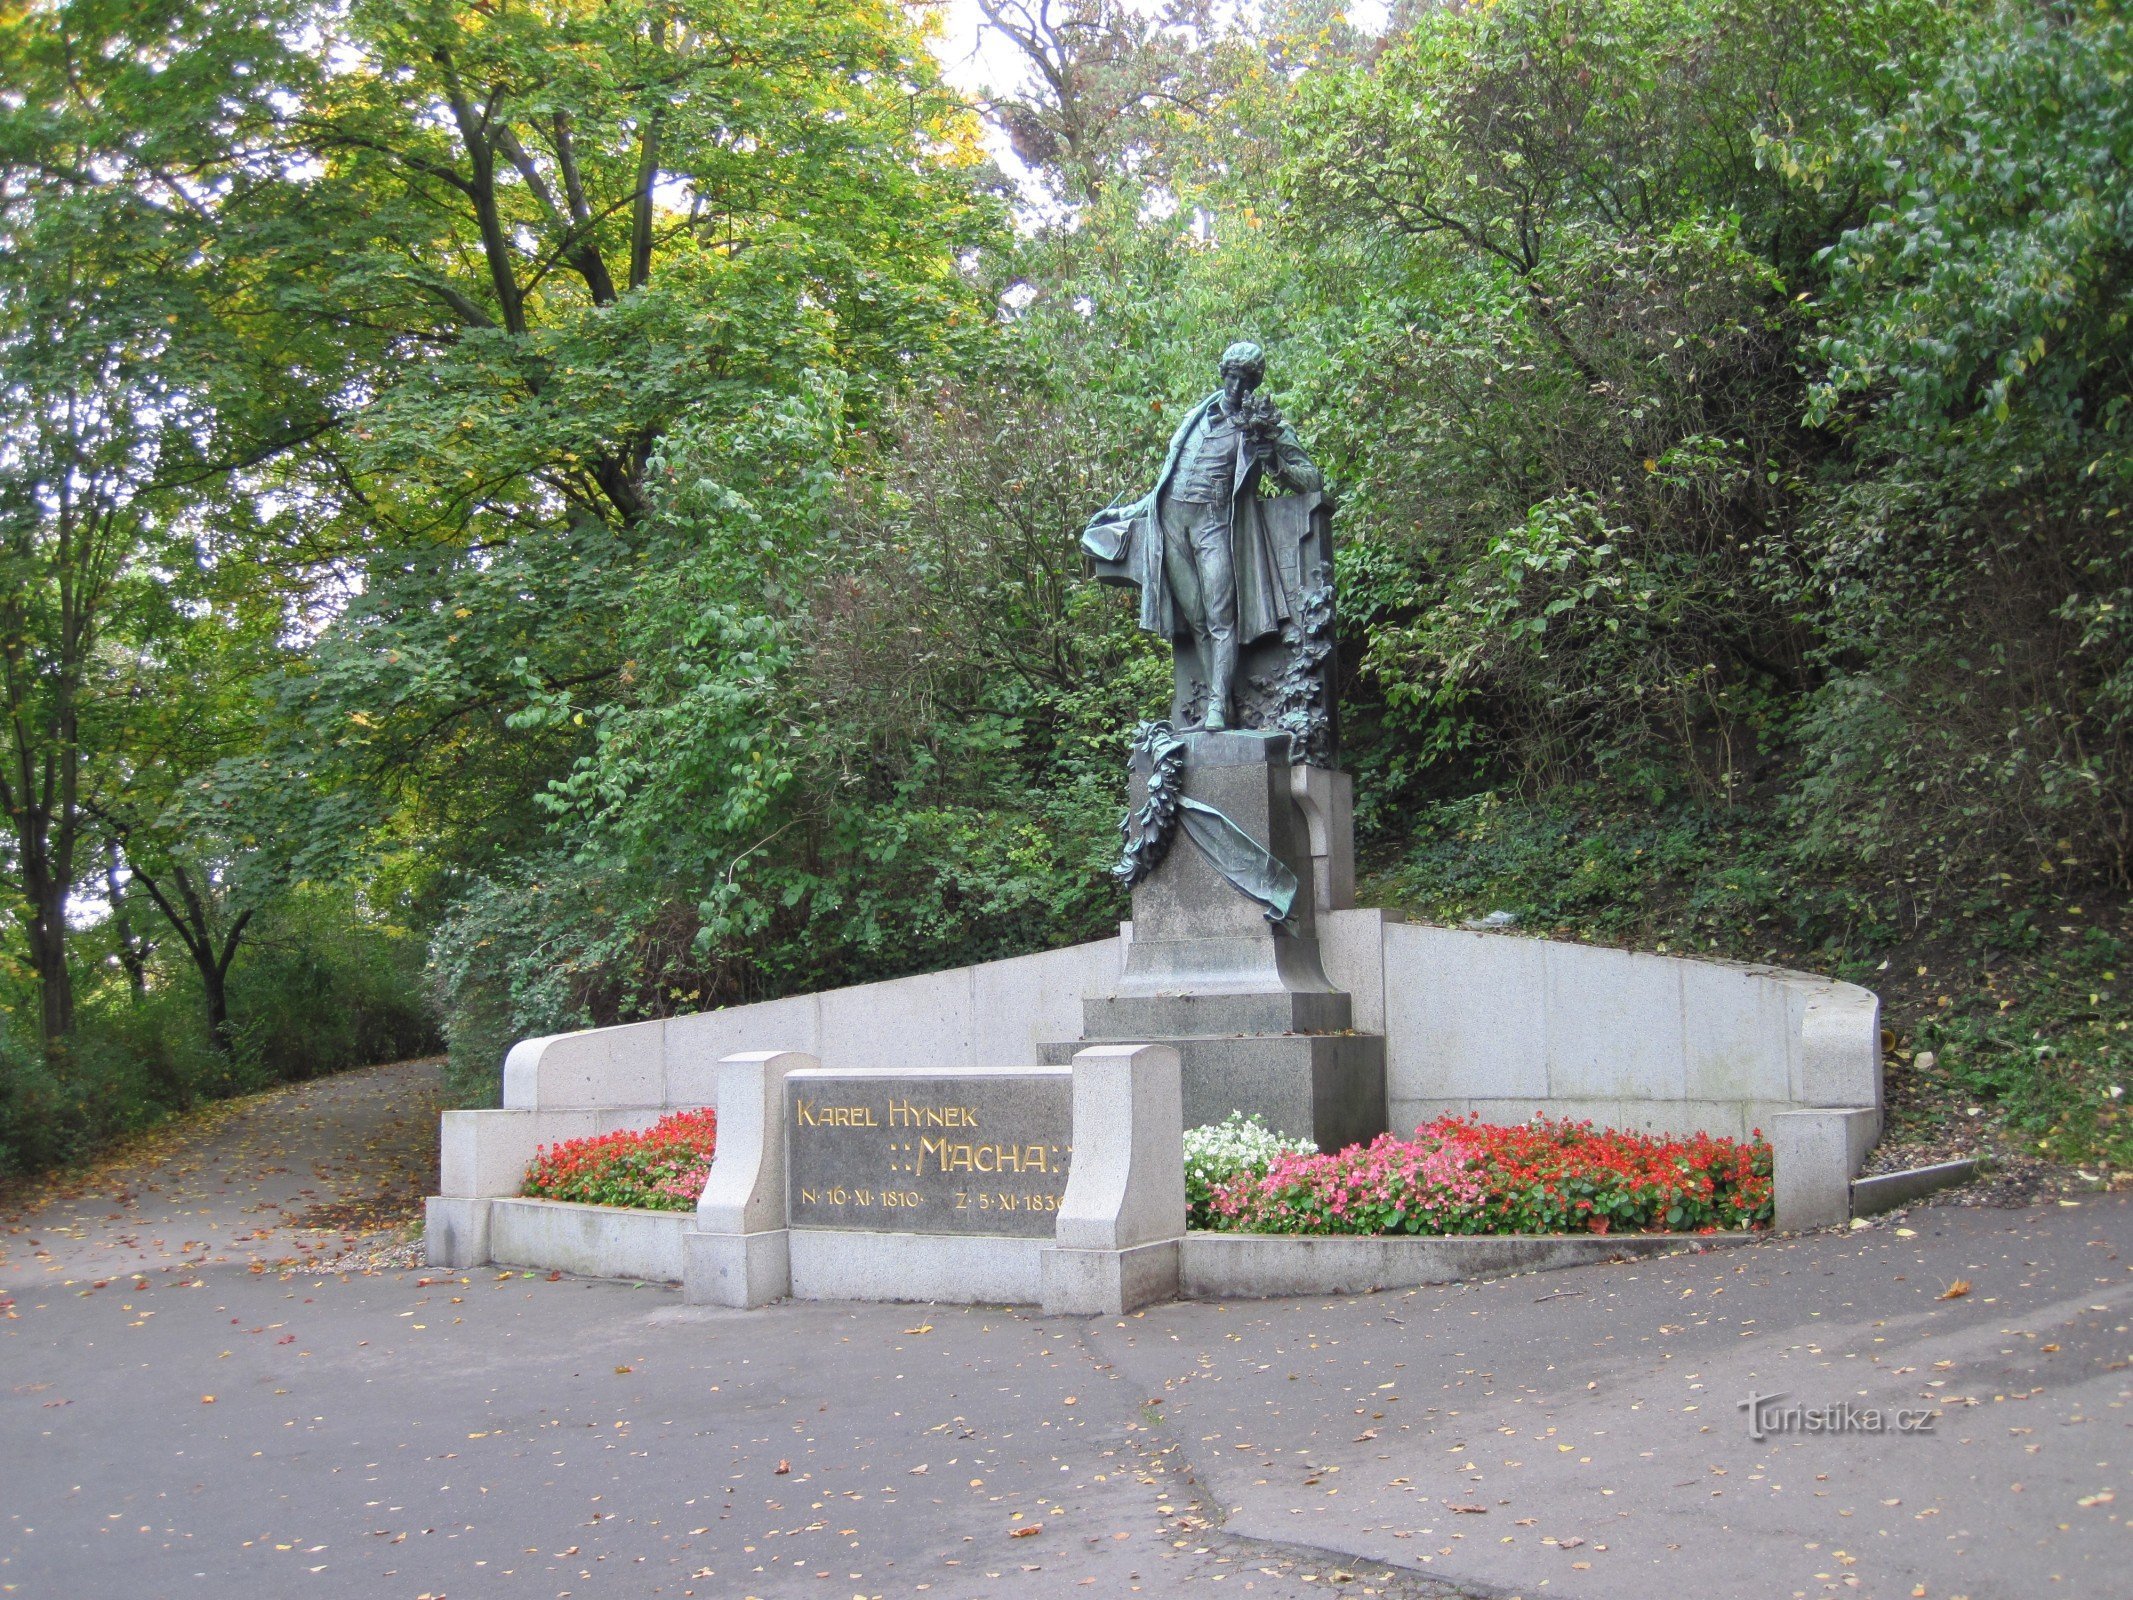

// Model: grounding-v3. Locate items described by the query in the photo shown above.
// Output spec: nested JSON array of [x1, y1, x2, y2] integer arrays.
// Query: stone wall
[[498, 936, 1125, 1111], [453, 908, 1880, 1233], [1316, 910, 1881, 1144]]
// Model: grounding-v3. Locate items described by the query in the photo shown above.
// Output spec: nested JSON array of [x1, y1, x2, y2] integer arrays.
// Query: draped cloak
[[1085, 391, 1324, 647]]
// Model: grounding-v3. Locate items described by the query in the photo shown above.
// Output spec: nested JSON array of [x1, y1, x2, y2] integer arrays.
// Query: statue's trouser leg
[[1160, 498, 1213, 721], [1187, 509, 1239, 721]]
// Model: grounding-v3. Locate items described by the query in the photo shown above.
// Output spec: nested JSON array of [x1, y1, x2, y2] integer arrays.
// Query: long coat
[[1090, 391, 1324, 647]]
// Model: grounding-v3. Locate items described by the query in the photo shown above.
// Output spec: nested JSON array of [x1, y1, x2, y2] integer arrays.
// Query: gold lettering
[[795, 1098, 816, 1126]]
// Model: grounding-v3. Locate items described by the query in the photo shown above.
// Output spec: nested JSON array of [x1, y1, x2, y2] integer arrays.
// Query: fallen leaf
[[903, 1323, 934, 1335], [200, 1395, 215, 1404], [1009, 1525, 1042, 1539], [615, 1365, 633, 1375], [775, 1460, 791, 1475], [1940, 1279, 1972, 1300], [1558, 1536, 1585, 1549], [1445, 1503, 1488, 1514]]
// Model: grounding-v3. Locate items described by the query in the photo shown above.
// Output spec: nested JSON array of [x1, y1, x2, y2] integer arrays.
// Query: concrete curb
[[1851, 1158, 1979, 1216], [1178, 1229, 1755, 1300]]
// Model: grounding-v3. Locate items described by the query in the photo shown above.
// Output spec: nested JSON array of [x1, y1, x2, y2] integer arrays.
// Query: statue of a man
[[1084, 342, 1324, 733]]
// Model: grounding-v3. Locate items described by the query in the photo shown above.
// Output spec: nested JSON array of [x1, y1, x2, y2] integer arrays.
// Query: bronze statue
[[1083, 342, 1335, 760]]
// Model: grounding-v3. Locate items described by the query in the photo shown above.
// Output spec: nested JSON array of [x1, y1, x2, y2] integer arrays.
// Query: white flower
[[1184, 1112, 1315, 1223]]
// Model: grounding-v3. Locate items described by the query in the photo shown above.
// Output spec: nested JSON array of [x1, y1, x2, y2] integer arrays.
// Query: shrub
[[1208, 1115, 1773, 1235], [520, 1108, 719, 1211], [0, 991, 226, 1183], [1184, 1112, 1317, 1229], [230, 889, 439, 1082]]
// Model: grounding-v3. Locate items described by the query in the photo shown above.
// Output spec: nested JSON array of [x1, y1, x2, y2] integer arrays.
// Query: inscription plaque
[[784, 1068, 1073, 1237]]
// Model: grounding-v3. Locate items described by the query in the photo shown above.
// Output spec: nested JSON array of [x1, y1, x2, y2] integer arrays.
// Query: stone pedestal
[[1053, 731, 1386, 1151]]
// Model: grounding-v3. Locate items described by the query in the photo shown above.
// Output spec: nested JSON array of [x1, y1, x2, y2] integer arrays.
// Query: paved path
[[1096, 1200, 2132, 1600], [3, 1061, 2127, 1600]]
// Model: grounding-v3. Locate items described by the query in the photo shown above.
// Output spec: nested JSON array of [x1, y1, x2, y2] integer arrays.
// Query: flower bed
[[520, 1108, 718, 1211], [1185, 1111, 1317, 1228], [1206, 1114, 1772, 1235]]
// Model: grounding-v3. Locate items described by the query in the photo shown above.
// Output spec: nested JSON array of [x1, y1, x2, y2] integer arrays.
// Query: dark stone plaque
[[784, 1069, 1073, 1237]]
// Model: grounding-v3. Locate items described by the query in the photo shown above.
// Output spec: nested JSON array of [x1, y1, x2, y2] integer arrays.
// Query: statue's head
[[1218, 340, 1267, 389], [1219, 341, 1266, 413]]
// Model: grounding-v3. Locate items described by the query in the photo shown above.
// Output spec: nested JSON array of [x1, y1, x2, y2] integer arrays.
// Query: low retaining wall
[[788, 1230, 1047, 1304], [427, 1194, 1749, 1303], [1852, 1159, 1980, 1216], [428, 1196, 693, 1282], [1179, 1230, 1752, 1300]]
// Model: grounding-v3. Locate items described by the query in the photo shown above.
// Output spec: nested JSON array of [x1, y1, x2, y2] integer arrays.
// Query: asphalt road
[[3, 1061, 2127, 1600]]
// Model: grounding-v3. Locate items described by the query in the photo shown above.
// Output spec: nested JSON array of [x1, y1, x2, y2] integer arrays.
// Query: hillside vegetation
[[1, 0, 2127, 1184]]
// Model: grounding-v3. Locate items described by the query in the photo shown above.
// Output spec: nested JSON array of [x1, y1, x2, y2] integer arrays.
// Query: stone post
[[1040, 1044, 1186, 1316], [684, 1050, 815, 1307], [1770, 1107, 1878, 1232]]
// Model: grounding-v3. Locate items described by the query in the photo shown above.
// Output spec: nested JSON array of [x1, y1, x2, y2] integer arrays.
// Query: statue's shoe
[[1203, 707, 1228, 732]]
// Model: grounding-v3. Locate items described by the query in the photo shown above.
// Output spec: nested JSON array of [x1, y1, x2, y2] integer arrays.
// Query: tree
[[978, 0, 1216, 203], [0, 0, 333, 1049], [253, 0, 998, 871]]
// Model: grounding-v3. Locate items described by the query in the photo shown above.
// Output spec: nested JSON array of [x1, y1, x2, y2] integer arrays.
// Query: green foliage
[[1780, 4, 2133, 891], [426, 857, 656, 1105], [1911, 926, 2133, 1172], [1373, 784, 1896, 957], [8, 0, 2133, 1189], [227, 889, 439, 1082], [0, 991, 223, 1182], [0, 889, 436, 1182]]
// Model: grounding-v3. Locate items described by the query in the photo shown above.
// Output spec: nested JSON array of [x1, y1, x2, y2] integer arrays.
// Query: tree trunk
[[201, 958, 233, 1057], [26, 882, 73, 1051], [106, 840, 149, 1001], [133, 865, 251, 1060]]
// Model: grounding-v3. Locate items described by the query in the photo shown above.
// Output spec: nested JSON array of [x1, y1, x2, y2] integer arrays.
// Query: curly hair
[[1218, 340, 1266, 384]]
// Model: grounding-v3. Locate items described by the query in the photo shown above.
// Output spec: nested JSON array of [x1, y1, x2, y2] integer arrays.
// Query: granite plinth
[[1071, 729, 1388, 1152], [1108, 730, 1339, 998], [1083, 985, 1351, 1038]]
